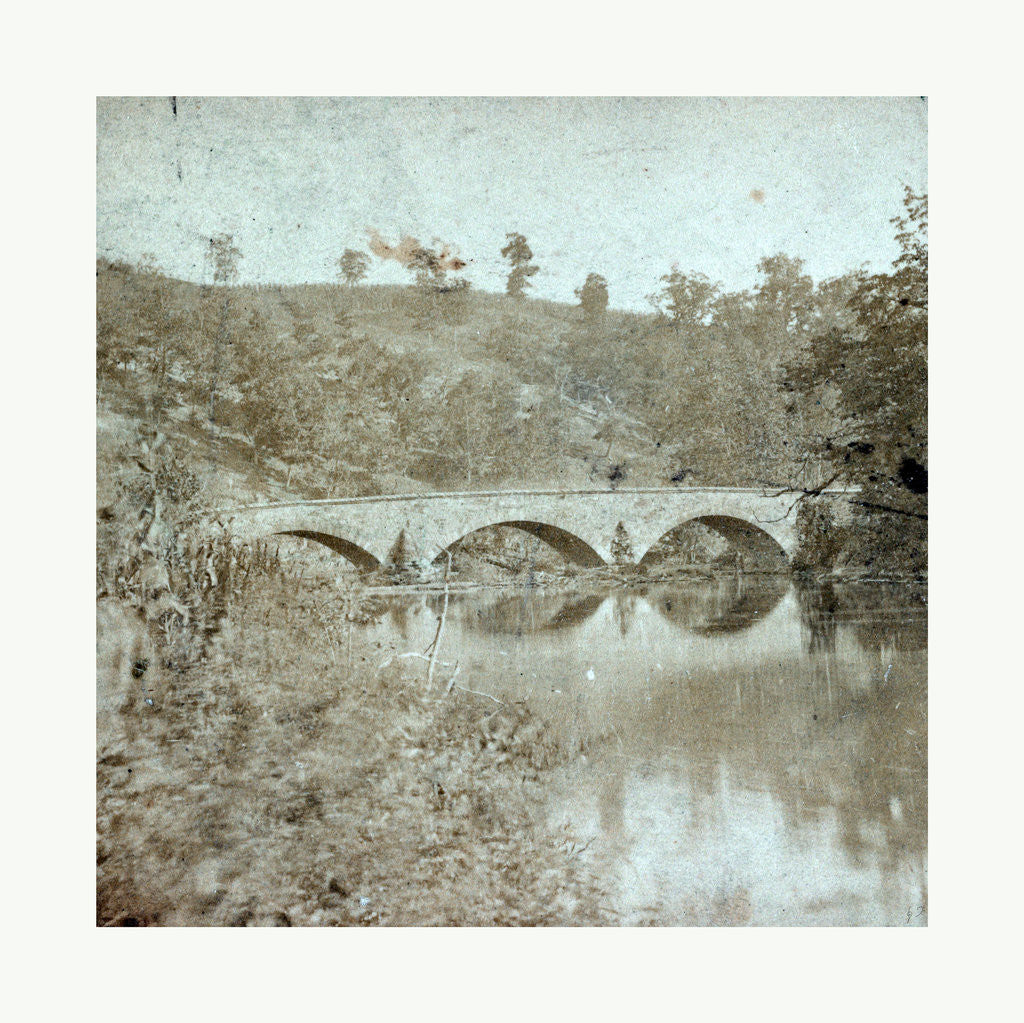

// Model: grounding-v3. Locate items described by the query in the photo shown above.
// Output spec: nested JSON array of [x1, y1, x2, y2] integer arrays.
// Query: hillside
[[96, 257, 830, 506]]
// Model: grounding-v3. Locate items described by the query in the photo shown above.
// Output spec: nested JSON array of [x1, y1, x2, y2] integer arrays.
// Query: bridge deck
[[223, 485, 815, 514]]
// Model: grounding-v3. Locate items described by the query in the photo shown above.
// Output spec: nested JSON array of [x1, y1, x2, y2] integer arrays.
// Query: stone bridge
[[219, 487, 848, 573]]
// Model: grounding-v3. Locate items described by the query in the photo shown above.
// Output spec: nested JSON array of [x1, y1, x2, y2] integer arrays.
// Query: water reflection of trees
[[797, 581, 927, 655], [595, 648, 927, 884], [385, 598, 413, 641], [797, 582, 839, 656], [612, 593, 638, 638], [376, 579, 926, 894], [645, 575, 790, 634]]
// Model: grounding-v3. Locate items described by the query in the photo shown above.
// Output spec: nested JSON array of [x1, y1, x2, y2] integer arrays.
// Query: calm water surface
[[369, 577, 926, 925]]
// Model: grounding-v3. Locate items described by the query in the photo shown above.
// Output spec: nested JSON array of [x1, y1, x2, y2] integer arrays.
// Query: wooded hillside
[[97, 191, 926, 576]]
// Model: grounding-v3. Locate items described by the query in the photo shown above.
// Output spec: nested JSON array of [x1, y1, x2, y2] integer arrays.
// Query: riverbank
[[96, 579, 611, 926]]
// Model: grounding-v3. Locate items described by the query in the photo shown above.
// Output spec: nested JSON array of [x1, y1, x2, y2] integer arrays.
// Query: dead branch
[[450, 684, 503, 705], [445, 661, 462, 694], [761, 470, 844, 501], [849, 499, 928, 521], [426, 549, 452, 687]]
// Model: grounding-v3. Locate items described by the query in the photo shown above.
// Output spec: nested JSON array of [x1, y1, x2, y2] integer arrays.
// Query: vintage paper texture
[[96, 97, 927, 926]]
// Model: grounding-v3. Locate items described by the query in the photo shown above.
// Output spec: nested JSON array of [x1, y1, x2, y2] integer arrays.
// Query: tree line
[[98, 189, 926, 575]]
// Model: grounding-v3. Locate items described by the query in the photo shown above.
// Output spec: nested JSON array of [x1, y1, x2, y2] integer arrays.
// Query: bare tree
[[203, 234, 241, 425]]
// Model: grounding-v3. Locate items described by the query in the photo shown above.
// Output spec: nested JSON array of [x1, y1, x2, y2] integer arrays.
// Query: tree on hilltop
[[657, 269, 721, 330], [206, 233, 241, 286], [202, 234, 242, 424], [501, 232, 539, 298], [337, 248, 370, 287], [754, 254, 815, 338], [575, 273, 609, 319]]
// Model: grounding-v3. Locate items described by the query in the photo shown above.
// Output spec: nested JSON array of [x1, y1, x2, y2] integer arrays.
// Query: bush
[[793, 501, 851, 577], [98, 429, 285, 668]]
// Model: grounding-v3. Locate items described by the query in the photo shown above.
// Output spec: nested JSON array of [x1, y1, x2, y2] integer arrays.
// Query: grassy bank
[[97, 575, 611, 926], [97, 408, 614, 925]]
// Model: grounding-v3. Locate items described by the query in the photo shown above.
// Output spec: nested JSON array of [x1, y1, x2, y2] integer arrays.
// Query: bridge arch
[[433, 520, 607, 569], [637, 514, 789, 569], [274, 530, 382, 573]]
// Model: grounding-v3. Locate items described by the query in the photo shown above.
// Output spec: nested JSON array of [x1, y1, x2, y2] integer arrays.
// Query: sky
[[96, 97, 927, 311]]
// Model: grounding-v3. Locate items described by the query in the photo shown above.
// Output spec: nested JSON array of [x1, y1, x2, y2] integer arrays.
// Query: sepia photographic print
[[96, 96, 927, 927]]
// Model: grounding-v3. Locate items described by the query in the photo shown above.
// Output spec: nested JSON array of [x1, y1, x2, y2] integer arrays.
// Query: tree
[[228, 310, 327, 469], [408, 245, 448, 290], [436, 371, 521, 486], [754, 254, 815, 338], [500, 232, 539, 298], [780, 188, 927, 575], [202, 234, 242, 425], [404, 244, 472, 329], [386, 530, 415, 574], [657, 269, 720, 329], [575, 273, 609, 319], [206, 233, 242, 286], [337, 248, 369, 287], [131, 257, 188, 422], [610, 522, 634, 565]]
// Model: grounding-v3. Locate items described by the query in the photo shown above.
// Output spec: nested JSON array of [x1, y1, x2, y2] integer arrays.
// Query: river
[[363, 576, 927, 925]]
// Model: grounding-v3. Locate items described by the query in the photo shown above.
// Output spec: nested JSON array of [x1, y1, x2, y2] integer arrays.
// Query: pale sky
[[96, 96, 927, 310]]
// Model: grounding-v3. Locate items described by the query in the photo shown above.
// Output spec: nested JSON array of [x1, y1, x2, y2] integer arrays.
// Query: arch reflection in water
[[645, 574, 790, 635], [430, 588, 606, 636], [419, 577, 792, 640]]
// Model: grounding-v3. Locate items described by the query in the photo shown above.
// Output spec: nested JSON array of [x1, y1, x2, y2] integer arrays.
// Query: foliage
[[96, 197, 926, 569], [754, 254, 815, 338], [97, 427, 283, 668], [656, 269, 720, 329], [610, 522, 634, 565], [97, 582, 610, 925], [575, 272, 609, 319], [435, 371, 519, 486], [780, 188, 927, 576], [229, 311, 329, 465], [336, 248, 370, 286], [434, 276, 472, 326], [792, 502, 851, 577], [409, 245, 449, 289], [501, 232, 539, 298], [205, 233, 242, 285]]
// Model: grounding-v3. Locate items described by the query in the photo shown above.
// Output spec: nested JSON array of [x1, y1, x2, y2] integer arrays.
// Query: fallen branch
[[378, 651, 456, 671], [849, 499, 928, 521], [451, 684, 503, 705], [426, 549, 452, 687], [445, 661, 462, 694]]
